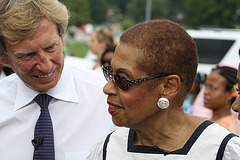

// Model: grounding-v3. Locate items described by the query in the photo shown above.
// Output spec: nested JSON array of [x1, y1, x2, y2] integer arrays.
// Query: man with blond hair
[[0, 0, 116, 159]]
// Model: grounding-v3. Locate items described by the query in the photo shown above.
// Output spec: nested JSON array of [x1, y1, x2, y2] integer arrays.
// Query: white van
[[187, 28, 240, 76]]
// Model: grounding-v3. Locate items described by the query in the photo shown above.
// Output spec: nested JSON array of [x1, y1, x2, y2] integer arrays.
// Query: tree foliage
[[61, 0, 91, 26], [167, 0, 184, 22], [106, 0, 129, 15], [184, 0, 240, 28], [60, 0, 240, 29], [88, 0, 109, 24], [124, 0, 169, 24]]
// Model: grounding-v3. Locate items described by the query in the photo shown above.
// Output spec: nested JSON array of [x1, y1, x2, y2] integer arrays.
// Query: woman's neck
[[211, 107, 232, 122], [133, 113, 204, 151]]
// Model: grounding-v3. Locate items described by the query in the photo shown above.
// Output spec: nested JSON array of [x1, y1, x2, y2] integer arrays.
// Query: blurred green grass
[[65, 42, 89, 58]]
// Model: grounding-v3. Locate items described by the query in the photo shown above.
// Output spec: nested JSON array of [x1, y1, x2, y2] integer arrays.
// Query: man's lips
[[34, 71, 53, 78]]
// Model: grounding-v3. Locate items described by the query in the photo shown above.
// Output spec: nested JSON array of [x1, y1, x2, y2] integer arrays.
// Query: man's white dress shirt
[[0, 63, 116, 160], [0, 69, 6, 80]]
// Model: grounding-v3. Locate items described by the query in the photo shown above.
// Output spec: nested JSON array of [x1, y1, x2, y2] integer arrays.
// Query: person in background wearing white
[[87, 27, 115, 71]]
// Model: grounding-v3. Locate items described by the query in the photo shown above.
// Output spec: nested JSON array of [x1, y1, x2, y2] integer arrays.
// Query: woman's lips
[[107, 101, 123, 115], [203, 97, 210, 105]]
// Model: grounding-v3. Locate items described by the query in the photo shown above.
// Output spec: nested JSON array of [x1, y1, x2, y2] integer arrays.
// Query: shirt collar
[[14, 64, 79, 111]]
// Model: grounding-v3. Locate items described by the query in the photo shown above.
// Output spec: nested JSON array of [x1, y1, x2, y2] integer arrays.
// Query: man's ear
[[161, 75, 181, 99], [0, 56, 10, 65]]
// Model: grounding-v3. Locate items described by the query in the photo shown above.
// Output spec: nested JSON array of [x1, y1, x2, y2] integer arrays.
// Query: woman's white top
[[87, 120, 240, 160]]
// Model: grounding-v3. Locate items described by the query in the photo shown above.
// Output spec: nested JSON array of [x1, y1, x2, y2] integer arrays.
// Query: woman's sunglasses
[[102, 65, 172, 91]]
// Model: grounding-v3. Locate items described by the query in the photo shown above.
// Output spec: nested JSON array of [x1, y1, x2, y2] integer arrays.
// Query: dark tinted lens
[[113, 74, 128, 91], [103, 67, 110, 81]]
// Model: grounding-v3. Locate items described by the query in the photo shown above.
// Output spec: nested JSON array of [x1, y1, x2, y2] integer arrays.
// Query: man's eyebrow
[[11, 39, 59, 55], [12, 50, 34, 56], [43, 39, 59, 49]]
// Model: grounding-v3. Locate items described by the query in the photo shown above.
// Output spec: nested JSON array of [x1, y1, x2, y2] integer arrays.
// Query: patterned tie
[[33, 94, 55, 160]]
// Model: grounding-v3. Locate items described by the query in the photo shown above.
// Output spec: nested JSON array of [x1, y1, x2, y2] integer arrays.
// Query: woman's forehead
[[111, 44, 148, 78], [112, 44, 138, 65]]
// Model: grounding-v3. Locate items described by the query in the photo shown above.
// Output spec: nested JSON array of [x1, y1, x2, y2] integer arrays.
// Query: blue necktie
[[33, 94, 55, 160]]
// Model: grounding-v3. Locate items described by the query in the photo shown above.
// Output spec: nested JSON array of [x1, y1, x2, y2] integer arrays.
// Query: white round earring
[[157, 98, 169, 109]]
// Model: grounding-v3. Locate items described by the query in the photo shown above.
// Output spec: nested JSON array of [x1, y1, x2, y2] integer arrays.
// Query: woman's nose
[[103, 80, 118, 95], [203, 87, 209, 96]]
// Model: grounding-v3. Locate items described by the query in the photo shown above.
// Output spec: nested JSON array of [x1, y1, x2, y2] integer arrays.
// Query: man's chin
[[26, 83, 57, 92]]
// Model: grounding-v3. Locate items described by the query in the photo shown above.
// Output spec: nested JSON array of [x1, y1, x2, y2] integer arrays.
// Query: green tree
[[61, 0, 92, 26], [167, 0, 184, 22], [89, 0, 109, 24], [122, 0, 170, 29], [106, 0, 129, 15], [125, 0, 146, 23], [184, 0, 240, 28], [151, 0, 170, 20]]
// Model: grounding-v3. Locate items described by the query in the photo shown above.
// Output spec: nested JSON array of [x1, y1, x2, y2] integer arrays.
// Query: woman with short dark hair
[[87, 19, 240, 160]]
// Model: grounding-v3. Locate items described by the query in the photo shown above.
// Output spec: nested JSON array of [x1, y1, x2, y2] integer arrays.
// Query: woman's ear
[[161, 75, 181, 99]]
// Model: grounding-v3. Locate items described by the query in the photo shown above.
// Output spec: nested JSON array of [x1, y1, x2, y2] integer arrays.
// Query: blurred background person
[[204, 66, 239, 135], [87, 27, 115, 71], [192, 61, 239, 119], [100, 44, 116, 67], [183, 73, 202, 114]]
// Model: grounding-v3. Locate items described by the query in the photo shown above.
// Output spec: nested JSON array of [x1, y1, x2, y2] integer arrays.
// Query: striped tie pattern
[[33, 94, 55, 160]]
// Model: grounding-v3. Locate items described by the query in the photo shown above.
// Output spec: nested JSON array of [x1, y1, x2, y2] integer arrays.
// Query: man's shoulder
[[0, 73, 18, 101], [0, 73, 18, 86]]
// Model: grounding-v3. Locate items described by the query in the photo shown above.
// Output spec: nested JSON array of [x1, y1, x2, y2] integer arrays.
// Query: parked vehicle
[[187, 28, 240, 78]]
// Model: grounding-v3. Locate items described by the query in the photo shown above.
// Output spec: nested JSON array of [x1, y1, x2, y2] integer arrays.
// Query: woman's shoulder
[[105, 127, 130, 145], [186, 120, 240, 159], [86, 128, 129, 160], [223, 136, 240, 159]]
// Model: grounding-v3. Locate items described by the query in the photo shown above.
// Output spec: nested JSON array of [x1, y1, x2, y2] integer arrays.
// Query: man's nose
[[35, 51, 52, 72]]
